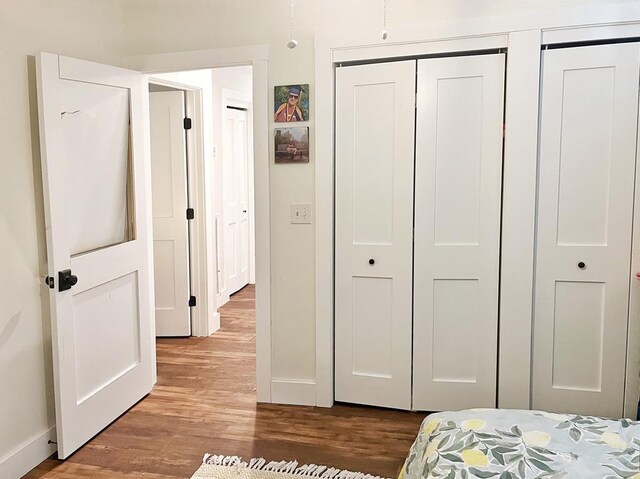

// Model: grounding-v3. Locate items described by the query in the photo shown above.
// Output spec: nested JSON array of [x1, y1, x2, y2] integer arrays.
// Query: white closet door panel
[[335, 60, 416, 410], [533, 43, 640, 419], [413, 54, 505, 411]]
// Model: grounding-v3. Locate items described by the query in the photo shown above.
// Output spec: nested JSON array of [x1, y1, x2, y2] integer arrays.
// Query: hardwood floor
[[24, 285, 426, 478]]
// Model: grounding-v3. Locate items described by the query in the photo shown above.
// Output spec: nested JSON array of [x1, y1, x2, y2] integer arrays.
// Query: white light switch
[[291, 203, 312, 224]]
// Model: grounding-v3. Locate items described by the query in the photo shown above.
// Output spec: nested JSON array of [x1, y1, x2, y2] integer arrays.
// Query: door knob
[[578, 262, 586, 270], [369, 258, 375, 265], [59, 269, 78, 292], [635, 272, 640, 281]]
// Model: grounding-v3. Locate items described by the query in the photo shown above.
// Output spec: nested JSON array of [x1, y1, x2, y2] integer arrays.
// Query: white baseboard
[[209, 311, 221, 335], [0, 427, 57, 479], [271, 379, 317, 406]]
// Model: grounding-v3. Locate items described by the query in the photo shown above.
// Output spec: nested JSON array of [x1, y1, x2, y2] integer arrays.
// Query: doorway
[[147, 66, 256, 338]]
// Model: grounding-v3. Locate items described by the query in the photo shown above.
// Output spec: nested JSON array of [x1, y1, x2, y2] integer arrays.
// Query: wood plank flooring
[[24, 285, 426, 478]]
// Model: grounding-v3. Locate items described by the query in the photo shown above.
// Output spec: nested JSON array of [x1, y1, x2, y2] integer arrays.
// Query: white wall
[[0, 1, 126, 476], [121, 0, 640, 395]]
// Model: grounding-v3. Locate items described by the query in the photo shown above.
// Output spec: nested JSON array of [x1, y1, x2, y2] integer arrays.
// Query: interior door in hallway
[[36, 53, 155, 458], [150, 90, 191, 337], [412, 53, 506, 411], [223, 106, 250, 295], [334, 60, 416, 410], [533, 42, 640, 418]]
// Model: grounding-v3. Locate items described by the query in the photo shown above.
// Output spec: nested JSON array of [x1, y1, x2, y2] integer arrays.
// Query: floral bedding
[[400, 409, 639, 479]]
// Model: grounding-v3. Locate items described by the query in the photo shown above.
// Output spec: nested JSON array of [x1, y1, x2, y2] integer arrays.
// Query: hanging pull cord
[[382, 0, 388, 40], [287, 0, 298, 48]]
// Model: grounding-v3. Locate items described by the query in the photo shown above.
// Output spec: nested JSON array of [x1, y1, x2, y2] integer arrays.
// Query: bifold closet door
[[335, 60, 416, 410], [533, 43, 640, 418], [413, 54, 505, 411]]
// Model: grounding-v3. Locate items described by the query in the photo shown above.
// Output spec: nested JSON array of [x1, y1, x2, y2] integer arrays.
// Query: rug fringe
[[202, 455, 390, 479]]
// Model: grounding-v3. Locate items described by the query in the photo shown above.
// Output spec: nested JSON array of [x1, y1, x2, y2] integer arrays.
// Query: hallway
[[25, 285, 425, 478]]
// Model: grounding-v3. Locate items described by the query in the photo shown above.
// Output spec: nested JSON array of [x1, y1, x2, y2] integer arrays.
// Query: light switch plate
[[291, 203, 312, 224]]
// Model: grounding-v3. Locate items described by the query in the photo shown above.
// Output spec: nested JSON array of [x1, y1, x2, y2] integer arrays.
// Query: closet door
[[413, 54, 505, 411], [533, 43, 640, 418], [335, 60, 416, 410]]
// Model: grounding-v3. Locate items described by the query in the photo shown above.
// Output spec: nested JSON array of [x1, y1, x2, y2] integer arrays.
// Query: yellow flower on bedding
[[523, 431, 551, 447], [461, 449, 489, 467], [602, 432, 627, 450], [461, 419, 487, 431], [629, 474, 640, 479], [421, 418, 441, 436]]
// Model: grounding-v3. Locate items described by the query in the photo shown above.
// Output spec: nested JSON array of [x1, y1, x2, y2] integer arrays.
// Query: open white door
[[223, 107, 250, 295], [36, 53, 155, 459], [150, 90, 191, 337]]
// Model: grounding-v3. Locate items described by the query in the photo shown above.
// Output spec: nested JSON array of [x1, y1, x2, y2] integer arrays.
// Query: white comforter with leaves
[[400, 409, 639, 479]]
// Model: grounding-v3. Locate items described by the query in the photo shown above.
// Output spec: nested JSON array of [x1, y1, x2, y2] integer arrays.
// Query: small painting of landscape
[[275, 127, 309, 164]]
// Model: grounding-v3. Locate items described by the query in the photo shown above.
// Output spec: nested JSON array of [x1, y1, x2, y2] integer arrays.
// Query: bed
[[400, 409, 639, 479]]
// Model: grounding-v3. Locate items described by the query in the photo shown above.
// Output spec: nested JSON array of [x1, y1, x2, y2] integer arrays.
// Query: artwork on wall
[[275, 127, 309, 164], [274, 84, 309, 122]]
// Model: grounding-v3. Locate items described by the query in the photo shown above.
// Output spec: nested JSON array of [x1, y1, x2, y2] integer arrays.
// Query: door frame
[[147, 77, 217, 337], [218, 88, 255, 307], [124, 45, 271, 403], [315, 11, 640, 414]]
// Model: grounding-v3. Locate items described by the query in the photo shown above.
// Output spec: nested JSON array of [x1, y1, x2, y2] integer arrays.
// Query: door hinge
[[184, 117, 192, 130], [189, 296, 197, 307], [186, 208, 195, 220]]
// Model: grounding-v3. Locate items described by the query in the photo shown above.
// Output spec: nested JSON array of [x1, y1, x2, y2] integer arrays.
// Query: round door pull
[[578, 262, 586, 270], [369, 259, 375, 265], [635, 272, 640, 281]]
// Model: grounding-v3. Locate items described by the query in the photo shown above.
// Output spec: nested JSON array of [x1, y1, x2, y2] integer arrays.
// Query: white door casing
[[334, 60, 416, 410], [223, 107, 250, 295], [412, 54, 506, 411], [149, 90, 191, 337], [533, 43, 640, 418], [36, 53, 155, 458]]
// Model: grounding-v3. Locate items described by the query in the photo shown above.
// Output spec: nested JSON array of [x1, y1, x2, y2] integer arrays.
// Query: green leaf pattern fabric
[[400, 409, 639, 479]]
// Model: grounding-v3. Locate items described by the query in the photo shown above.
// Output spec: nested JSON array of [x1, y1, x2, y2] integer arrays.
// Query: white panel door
[[150, 91, 191, 337], [533, 43, 640, 418], [335, 60, 416, 410], [223, 107, 250, 295], [36, 53, 155, 458], [413, 54, 505, 411]]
